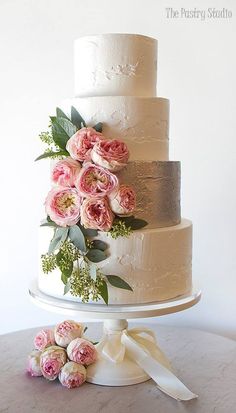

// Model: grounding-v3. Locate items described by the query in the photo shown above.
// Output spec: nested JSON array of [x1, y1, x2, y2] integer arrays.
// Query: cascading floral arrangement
[[36, 106, 147, 304]]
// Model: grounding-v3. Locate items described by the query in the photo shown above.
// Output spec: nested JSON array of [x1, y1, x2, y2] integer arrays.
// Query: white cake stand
[[29, 280, 201, 390]]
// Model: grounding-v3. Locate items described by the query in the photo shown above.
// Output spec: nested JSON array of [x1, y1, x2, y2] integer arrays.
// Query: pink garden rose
[[45, 187, 82, 227], [76, 163, 118, 198], [80, 197, 114, 231], [109, 185, 136, 216], [40, 346, 67, 381], [27, 350, 42, 377], [34, 329, 55, 351], [54, 320, 84, 348], [59, 361, 86, 389], [91, 139, 129, 172], [51, 157, 81, 187], [67, 338, 97, 366], [66, 127, 104, 162]]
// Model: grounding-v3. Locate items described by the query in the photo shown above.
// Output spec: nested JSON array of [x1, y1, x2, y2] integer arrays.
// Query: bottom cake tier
[[38, 219, 192, 305]]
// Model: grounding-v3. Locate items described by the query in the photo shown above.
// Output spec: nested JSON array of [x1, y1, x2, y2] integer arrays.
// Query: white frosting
[[38, 220, 192, 305], [74, 34, 157, 97], [61, 96, 169, 161]]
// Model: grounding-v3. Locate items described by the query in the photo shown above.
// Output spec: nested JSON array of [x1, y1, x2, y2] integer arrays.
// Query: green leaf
[[48, 227, 68, 254], [78, 224, 98, 237], [117, 215, 135, 224], [93, 122, 103, 133], [89, 264, 97, 280], [128, 218, 148, 230], [99, 280, 108, 305], [91, 240, 108, 251], [64, 280, 71, 295], [71, 106, 86, 129], [40, 220, 58, 228], [61, 272, 69, 285], [56, 117, 77, 138], [68, 225, 87, 253], [56, 107, 70, 121], [84, 326, 88, 333], [35, 150, 68, 161], [51, 119, 70, 150], [105, 275, 133, 291], [87, 249, 107, 263], [56, 252, 74, 277]]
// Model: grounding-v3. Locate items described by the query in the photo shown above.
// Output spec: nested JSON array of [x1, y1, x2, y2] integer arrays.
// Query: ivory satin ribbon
[[96, 327, 198, 401]]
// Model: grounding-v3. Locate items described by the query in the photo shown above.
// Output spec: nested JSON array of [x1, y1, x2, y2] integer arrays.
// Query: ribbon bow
[[96, 326, 198, 401]]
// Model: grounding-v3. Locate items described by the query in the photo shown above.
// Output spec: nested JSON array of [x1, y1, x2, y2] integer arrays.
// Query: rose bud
[[109, 185, 136, 216], [67, 338, 97, 366], [54, 320, 84, 348], [91, 139, 129, 172], [59, 361, 86, 389], [80, 197, 114, 231], [45, 187, 82, 227], [76, 163, 118, 198], [66, 127, 104, 162], [27, 350, 43, 377], [40, 346, 67, 381], [34, 329, 55, 352], [51, 157, 81, 187]]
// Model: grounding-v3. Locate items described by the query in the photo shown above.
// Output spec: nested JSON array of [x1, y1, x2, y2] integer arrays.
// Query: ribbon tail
[[122, 332, 198, 401]]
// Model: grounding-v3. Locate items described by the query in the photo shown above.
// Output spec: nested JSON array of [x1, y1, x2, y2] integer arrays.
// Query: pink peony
[[54, 320, 84, 348], [66, 127, 104, 162], [34, 329, 55, 351], [80, 197, 114, 231], [59, 361, 86, 389], [67, 338, 97, 366], [27, 350, 42, 377], [91, 139, 129, 172], [76, 163, 118, 198], [45, 187, 82, 227], [109, 185, 136, 216], [51, 157, 81, 187], [40, 346, 67, 381]]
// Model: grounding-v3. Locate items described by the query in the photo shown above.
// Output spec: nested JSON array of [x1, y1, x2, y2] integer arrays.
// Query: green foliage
[[71, 106, 86, 129], [91, 240, 108, 251], [87, 249, 107, 263], [70, 266, 104, 303], [109, 220, 132, 239], [105, 275, 133, 291], [48, 227, 68, 254], [41, 253, 57, 273], [39, 131, 54, 146], [35, 150, 68, 161], [68, 225, 87, 253], [93, 122, 103, 133]]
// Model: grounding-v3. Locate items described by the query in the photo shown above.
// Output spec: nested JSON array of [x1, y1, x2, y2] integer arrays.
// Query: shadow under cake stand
[[29, 280, 201, 387]]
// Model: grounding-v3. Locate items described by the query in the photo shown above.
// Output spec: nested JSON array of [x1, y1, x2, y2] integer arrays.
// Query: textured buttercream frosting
[[61, 96, 169, 161], [38, 220, 192, 304], [117, 161, 181, 227], [74, 34, 157, 97]]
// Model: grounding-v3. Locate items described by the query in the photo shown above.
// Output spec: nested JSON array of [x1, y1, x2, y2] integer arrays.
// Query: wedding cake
[[37, 34, 192, 305]]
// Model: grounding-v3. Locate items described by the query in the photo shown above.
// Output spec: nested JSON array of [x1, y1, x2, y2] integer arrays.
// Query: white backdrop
[[0, 0, 235, 338]]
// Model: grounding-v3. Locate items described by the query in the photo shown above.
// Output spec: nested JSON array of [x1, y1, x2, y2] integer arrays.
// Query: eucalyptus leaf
[[56, 117, 77, 138], [98, 280, 108, 305], [56, 107, 71, 121], [69, 225, 87, 253], [105, 275, 133, 291], [61, 272, 69, 285], [92, 240, 108, 251], [35, 150, 68, 161], [64, 280, 71, 295], [71, 106, 86, 129], [78, 224, 98, 237], [89, 264, 97, 280], [93, 122, 103, 133], [128, 218, 148, 230], [87, 249, 107, 263], [48, 227, 68, 254], [40, 221, 58, 228], [117, 215, 135, 224], [84, 326, 88, 333]]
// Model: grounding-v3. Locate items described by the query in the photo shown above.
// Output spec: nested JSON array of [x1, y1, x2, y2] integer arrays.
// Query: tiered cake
[[38, 34, 192, 304]]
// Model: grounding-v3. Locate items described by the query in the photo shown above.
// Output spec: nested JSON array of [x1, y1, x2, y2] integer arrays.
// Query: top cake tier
[[74, 34, 157, 97]]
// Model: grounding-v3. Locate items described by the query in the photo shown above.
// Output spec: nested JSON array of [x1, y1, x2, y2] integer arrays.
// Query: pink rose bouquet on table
[[109, 185, 136, 216], [51, 157, 81, 187], [54, 320, 84, 348], [59, 361, 86, 389], [91, 139, 129, 172], [27, 350, 42, 377], [45, 187, 82, 227], [40, 346, 67, 381], [34, 329, 55, 351], [81, 197, 114, 231], [67, 338, 97, 366], [66, 127, 104, 161], [76, 163, 118, 198]]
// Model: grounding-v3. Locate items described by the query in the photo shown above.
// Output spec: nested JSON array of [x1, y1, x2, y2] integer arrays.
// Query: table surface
[[1, 323, 236, 413]]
